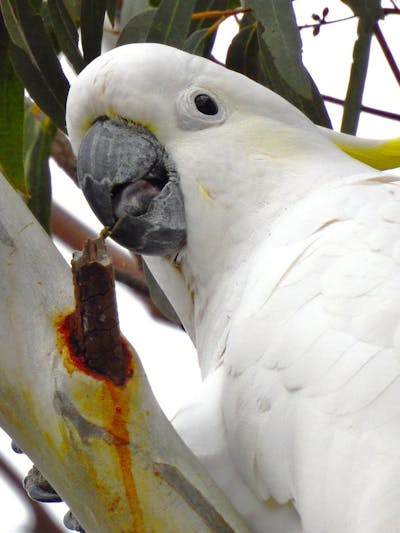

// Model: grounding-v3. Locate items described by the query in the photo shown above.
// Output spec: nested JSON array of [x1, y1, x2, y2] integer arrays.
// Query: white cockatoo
[[66, 43, 400, 533]]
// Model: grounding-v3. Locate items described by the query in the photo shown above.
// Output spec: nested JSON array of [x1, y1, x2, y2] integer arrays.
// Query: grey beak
[[77, 118, 186, 256]]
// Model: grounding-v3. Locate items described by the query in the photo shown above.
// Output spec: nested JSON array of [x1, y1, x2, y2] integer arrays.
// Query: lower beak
[[76, 118, 186, 256]]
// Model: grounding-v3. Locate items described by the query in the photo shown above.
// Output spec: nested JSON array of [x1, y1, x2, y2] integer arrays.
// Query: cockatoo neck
[[170, 138, 378, 375]]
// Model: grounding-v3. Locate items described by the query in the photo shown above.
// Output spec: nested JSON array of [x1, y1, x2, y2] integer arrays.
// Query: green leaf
[[9, 43, 66, 131], [147, 0, 197, 47], [10, 0, 70, 108], [119, 0, 154, 27], [244, 0, 312, 99], [25, 111, 56, 234], [0, 0, 30, 53], [187, 0, 230, 57], [190, 0, 230, 31], [184, 27, 212, 56], [80, 0, 106, 62], [227, 12, 331, 127], [48, 0, 86, 73], [340, 0, 383, 20], [117, 9, 156, 45], [143, 262, 180, 324], [0, 15, 25, 194], [106, 0, 116, 27], [30, 0, 43, 12]]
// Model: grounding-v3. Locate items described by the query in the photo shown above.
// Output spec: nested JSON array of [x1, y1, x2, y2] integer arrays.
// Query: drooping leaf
[[117, 9, 156, 45], [13, 0, 70, 107], [24, 107, 56, 233], [30, 0, 43, 11], [80, 0, 106, 62], [106, 0, 117, 27], [9, 43, 66, 131], [227, 12, 331, 127], [190, 0, 230, 31], [119, 0, 154, 27], [340, 0, 383, 19], [188, 0, 231, 57], [184, 26, 213, 56], [147, 0, 197, 47], [243, 0, 313, 99], [0, 0, 30, 53], [143, 262, 180, 324], [48, 0, 86, 73], [0, 14, 25, 194]]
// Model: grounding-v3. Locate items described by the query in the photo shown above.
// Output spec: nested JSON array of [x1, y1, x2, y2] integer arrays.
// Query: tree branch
[[0, 171, 250, 533], [373, 22, 400, 85], [322, 94, 400, 121]]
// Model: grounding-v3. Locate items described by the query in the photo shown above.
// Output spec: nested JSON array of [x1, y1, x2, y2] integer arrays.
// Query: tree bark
[[0, 173, 249, 532]]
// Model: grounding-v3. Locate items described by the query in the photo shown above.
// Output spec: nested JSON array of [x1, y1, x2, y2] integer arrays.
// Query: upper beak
[[76, 118, 186, 256]]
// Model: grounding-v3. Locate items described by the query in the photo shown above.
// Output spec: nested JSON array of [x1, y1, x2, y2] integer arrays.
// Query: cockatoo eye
[[176, 88, 227, 129], [194, 93, 218, 115]]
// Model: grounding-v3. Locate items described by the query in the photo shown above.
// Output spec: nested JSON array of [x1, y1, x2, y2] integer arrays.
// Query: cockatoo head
[[67, 43, 362, 260]]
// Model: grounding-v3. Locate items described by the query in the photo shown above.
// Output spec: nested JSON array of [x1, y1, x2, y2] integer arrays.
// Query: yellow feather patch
[[319, 127, 400, 171]]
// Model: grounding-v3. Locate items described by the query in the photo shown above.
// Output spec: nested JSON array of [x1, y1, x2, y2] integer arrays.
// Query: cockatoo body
[[66, 43, 400, 533]]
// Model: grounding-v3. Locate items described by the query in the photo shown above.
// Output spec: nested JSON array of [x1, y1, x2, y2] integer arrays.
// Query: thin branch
[[298, 15, 355, 31], [191, 7, 251, 20], [373, 22, 400, 85], [322, 94, 400, 121], [383, 7, 400, 15]]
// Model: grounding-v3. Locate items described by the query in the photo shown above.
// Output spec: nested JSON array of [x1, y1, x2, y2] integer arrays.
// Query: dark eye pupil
[[194, 94, 218, 115]]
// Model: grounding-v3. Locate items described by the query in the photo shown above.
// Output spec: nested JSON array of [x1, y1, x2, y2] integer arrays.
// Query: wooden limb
[[0, 171, 250, 533]]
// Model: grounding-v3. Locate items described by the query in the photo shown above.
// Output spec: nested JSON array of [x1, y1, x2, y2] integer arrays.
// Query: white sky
[[1, 1, 399, 531]]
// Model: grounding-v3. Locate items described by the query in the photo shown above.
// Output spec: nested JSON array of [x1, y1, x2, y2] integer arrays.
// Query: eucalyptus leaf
[[48, 0, 86, 73], [106, 0, 117, 27], [340, 0, 383, 20], [117, 9, 156, 46], [0, 0, 30, 53], [190, 0, 230, 31], [120, 0, 155, 27], [226, 13, 331, 127], [147, 0, 197, 47], [13, 0, 70, 107], [80, 0, 106, 62], [244, 0, 312, 100], [9, 43, 66, 131], [143, 262, 181, 324], [184, 27, 212, 56], [25, 114, 56, 234], [188, 0, 231, 57], [0, 15, 25, 194]]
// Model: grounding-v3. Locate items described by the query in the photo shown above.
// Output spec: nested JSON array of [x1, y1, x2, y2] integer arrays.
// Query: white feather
[[66, 44, 400, 532]]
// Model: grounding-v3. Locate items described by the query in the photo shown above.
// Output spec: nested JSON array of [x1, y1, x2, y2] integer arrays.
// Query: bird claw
[[23, 465, 62, 503], [11, 440, 23, 454], [63, 510, 86, 532]]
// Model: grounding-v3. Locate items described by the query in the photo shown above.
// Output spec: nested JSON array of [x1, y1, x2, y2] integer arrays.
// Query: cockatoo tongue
[[112, 178, 166, 219]]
